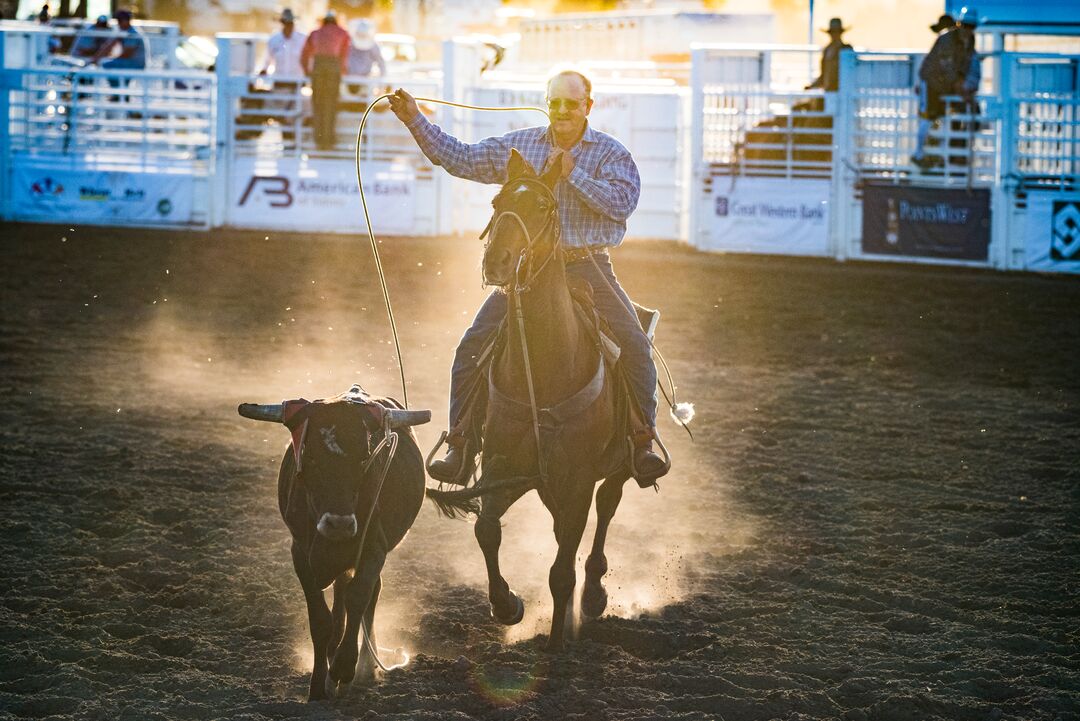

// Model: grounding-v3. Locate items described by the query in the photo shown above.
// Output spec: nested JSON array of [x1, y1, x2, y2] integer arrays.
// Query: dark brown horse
[[427, 149, 633, 653]]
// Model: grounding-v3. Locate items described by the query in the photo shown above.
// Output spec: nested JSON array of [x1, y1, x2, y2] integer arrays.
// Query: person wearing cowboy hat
[[301, 9, 351, 150], [912, 6, 982, 170], [260, 9, 307, 79], [806, 17, 852, 92]]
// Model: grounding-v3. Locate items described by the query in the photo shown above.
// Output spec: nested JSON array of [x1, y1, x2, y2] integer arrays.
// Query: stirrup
[[628, 433, 671, 488], [425, 430, 473, 486]]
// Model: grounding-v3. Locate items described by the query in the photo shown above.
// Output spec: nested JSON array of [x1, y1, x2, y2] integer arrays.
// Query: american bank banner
[[862, 184, 990, 261], [12, 167, 195, 224], [230, 158, 415, 234], [703, 177, 830, 256]]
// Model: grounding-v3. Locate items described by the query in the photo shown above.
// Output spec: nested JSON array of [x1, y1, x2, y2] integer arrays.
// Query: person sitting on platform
[[912, 7, 981, 171], [806, 17, 852, 93], [70, 15, 111, 60], [89, 9, 147, 98]]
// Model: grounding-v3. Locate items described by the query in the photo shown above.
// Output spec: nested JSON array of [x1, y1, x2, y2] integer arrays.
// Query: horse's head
[[482, 149, 563, 288]]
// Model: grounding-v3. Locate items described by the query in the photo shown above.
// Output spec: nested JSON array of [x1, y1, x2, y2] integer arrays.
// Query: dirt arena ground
[[2, 223, 1078, 721]]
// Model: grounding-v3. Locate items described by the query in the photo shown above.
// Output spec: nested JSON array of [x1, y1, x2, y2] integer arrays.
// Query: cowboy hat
[[930, 14, 954, 32], [279, 8, 295, 23], [821, 18, 849, 34]]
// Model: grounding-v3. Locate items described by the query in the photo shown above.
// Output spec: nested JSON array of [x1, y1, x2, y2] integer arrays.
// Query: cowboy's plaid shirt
[[404, 113, 640, 249]]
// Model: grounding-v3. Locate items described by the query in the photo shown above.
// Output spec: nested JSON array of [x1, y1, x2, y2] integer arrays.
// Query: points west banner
[[12, 167, 195, 225], [230, 157, 415, 234], [702, 177, 830, 256], [862, 184, 991, 262]]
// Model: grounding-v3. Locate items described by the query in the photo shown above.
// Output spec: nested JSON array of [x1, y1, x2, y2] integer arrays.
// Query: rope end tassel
[[670, 402, 695, 425]]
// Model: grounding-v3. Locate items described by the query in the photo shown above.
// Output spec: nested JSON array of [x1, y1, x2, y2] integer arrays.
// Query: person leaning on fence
[[344, 18, 386, 110], [300, 9, 350, 151], [388, 70, 669, 486], [260, 9, 307, 80], [912, 6, 981, 170], [806, 18, 852, 93], [89, 9, 147, 97]]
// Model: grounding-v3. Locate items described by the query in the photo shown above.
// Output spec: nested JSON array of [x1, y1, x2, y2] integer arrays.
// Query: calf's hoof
[[490, 590, 525, 626]]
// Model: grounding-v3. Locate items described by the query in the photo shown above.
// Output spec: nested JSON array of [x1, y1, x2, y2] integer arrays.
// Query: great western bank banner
[[230, 157, 415, 234], [862, 184, 990, 262], [12, 167, 195, 225], [702, 177, 830, 256]]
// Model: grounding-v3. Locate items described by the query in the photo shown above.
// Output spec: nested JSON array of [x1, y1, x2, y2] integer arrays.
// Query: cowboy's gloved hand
[[388, 88, 419, 123]]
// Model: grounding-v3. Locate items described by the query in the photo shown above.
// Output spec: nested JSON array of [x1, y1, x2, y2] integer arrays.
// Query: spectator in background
[[37, 2, 49, 23], [90, 9, 146, 72], [260, 8, 306, 79], [347, 19, 385, 79], [344, 18, 386, 111], [70, 15, 112, 60], [806, 17, 852, 93], [301, 9, 350, 150], [912, 6, 981, 170]]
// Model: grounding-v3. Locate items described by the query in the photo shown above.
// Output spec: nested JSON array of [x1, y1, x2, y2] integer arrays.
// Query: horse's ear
[[540, 152, 563, 189], [506, 148, 535, 180]]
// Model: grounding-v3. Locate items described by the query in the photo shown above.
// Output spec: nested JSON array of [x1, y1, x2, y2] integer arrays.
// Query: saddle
[[439, 282, 659, 486]]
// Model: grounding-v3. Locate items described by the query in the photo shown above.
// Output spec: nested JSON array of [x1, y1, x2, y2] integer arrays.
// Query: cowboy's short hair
[[547, 69, 592, 100]]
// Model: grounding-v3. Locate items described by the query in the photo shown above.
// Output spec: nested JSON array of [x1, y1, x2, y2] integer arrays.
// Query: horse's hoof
[[324, 674, 349, 698], [581, 583, 608, 619], [491, 590, 525, 626]]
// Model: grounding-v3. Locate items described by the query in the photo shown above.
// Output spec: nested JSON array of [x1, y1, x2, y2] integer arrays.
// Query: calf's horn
[[384, 408, 431, 428], [238, 403, 284, 423]]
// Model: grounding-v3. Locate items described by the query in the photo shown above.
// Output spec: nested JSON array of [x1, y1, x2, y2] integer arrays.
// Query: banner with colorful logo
[[12, 168, 195, 224], [229, 157, 416, 234], [701, 177, 830, 256], [1022, 195, 1080, 274]]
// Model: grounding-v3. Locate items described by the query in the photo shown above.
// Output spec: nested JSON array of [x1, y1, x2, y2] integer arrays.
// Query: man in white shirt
[[260, 8, 306, 79], [245, 8, 306, 143]]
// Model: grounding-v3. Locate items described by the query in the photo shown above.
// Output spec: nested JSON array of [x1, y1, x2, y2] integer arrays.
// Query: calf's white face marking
[[320, 426, 345, 456]]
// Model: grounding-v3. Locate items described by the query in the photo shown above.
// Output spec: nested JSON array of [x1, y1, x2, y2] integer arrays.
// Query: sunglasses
[[547, 98, 588, 112]]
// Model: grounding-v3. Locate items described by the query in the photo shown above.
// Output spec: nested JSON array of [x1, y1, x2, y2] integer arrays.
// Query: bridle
[[481, 176, 565, 485], [482, 177, 561, 293]]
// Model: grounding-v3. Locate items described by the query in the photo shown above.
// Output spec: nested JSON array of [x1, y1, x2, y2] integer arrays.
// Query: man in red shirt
[[301, 10, 350, 150]]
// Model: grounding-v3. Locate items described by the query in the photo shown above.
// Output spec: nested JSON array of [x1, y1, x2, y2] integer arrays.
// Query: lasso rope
[[353, 95, 549, 410]]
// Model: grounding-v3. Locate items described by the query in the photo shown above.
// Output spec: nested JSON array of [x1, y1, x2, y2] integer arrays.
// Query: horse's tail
[[425, 475, 540, 519]]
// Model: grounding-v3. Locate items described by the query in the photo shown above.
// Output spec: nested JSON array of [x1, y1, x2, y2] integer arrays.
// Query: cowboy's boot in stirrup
[[633, 442, 668, 487], [428, 440, 475, 485]]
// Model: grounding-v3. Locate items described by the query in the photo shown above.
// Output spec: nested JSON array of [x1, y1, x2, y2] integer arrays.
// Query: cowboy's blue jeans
[[448, 255, 657, 442]]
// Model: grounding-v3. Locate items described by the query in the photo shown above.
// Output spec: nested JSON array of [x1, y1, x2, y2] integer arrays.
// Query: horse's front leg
[[291, 542, 333, 701], [327, 548, 386, 695], [582, 470, 630, 618], [475, 486, 530, 625], [546, 483, 594, 653]]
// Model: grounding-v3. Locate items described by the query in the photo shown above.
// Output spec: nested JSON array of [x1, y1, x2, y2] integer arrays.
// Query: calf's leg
[[328, 548, 386, 690], [291, 542, 333, 701]]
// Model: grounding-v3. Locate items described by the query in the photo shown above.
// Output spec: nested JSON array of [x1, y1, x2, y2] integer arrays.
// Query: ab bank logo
[[1051, 201, 1080, 261], [30, 177, 64, 198]]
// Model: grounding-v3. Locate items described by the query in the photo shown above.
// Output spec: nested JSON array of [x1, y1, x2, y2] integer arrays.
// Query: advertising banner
[[700, 177, 830, 256], [230, 157, 415, 234], [1022, 195, 1080, 274], [12, 168, 195, 225], [862, 184, 990, 261]]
